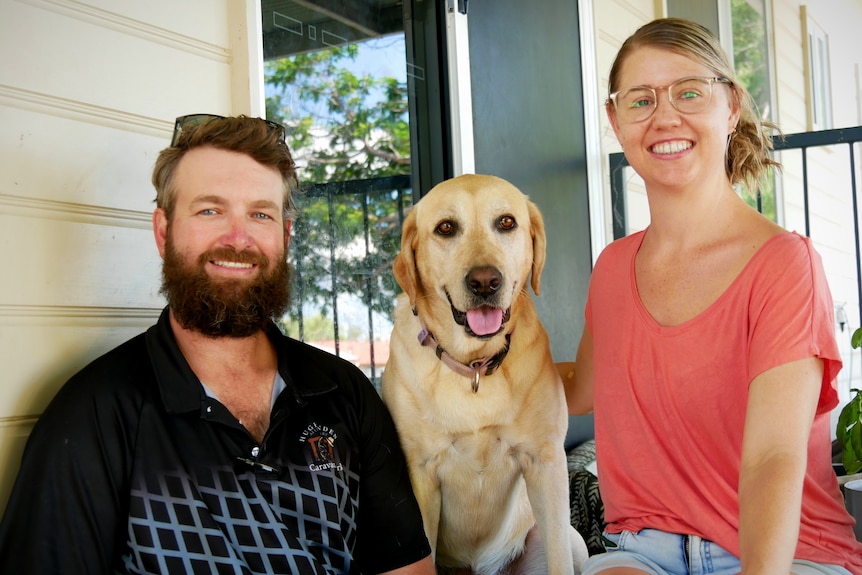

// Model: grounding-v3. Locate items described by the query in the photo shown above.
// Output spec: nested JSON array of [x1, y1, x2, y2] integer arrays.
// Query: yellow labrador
[[382, 174, 587, 575]]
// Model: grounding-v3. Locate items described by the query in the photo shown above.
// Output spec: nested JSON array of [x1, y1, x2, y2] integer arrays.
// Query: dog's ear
[[527, 200, 547, 295], [393, 205, 420, 305]]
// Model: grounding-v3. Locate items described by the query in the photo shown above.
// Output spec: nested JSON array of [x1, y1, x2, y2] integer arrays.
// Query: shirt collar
[[145, 307, 338, 414]]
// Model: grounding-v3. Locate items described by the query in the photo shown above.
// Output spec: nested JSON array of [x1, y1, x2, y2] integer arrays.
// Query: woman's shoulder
[[754, 229, 815, 262], [596, 229, 645, 262]]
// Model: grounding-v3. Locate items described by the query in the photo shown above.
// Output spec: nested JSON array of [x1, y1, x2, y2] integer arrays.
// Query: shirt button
[[206, 405, 212, 413], [251, 446, 260, 457]]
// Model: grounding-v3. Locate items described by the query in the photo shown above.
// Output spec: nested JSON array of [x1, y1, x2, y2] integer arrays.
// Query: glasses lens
[[171, 114, 225, 146], [670, 78, 713, 114], [616, 88, 656, 123], [170, 115, 286, 146]]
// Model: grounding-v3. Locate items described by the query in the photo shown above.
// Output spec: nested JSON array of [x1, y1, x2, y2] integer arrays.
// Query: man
[[0, 114, 434, 574]]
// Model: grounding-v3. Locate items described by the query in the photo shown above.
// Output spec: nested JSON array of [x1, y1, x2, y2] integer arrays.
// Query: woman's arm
[[558, 325, 595, 416], [738, 356, 822, 575]]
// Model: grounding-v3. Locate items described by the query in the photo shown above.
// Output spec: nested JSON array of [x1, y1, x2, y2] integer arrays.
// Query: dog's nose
[[466, 265, 502, 297]]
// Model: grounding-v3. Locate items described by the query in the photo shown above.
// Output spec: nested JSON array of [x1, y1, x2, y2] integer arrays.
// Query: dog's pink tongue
[[466, 307, 503, 336]]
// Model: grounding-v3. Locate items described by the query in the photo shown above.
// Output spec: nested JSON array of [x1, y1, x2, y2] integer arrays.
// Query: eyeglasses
[[170, 114, 285, 146], [607, 76, 732, 124]]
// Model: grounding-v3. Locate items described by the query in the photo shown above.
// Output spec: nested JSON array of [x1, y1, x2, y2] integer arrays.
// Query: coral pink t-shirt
[[586, 230, 862, 571]]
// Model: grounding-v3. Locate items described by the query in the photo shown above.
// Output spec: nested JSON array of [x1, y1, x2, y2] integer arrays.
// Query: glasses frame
[[170, 114, 285, 146], [607, 76, 733, 124]]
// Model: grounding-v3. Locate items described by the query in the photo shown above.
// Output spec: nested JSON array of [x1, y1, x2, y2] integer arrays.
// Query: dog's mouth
[[447, 293, 511, 339]]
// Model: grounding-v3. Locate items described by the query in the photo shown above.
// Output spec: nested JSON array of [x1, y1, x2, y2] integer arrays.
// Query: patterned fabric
[[124, 461, 358, 574], [567, 440, 606, 556], [0, 308, 431, 574]]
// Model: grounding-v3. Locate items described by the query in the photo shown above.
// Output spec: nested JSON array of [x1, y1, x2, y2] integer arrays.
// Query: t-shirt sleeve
[[747, 233, 842, 413], [0, 346, 141, 574]]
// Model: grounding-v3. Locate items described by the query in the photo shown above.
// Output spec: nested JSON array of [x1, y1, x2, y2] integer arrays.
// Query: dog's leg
[[522, 450, 580, 575], [408, 462, 443, 559]]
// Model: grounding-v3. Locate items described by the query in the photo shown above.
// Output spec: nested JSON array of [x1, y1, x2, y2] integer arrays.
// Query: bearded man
[[0, 115, 434, 575]]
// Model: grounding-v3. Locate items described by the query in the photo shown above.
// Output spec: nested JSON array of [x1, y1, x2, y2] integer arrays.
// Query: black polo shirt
[[0, 308, 430, 574]]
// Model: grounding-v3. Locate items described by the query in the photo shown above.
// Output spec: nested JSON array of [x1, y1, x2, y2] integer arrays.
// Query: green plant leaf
[[836, 388, 862, 474], [837, 402, 851, 445], [852, 327, 862, 349], [845, 436, 862, 474]]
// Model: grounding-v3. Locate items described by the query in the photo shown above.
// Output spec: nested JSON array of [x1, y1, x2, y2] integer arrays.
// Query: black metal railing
[[288, 174, 413, 389], [609, 126, 862, 325]]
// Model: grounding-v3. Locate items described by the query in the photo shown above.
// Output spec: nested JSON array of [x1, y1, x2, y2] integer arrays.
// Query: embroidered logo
[[299, 422, 343, 472]]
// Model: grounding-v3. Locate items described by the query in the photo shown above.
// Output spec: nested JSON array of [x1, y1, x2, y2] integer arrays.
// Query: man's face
[[153, 147, 292, 337]]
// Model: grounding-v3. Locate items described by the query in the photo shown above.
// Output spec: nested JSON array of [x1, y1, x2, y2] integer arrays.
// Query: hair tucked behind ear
[[608, 17, 782, 194], [726, 86, 782, 193]]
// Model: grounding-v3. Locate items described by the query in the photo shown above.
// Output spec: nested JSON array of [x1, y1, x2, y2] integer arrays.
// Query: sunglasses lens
[[170, 115, 284, 146], [171, 114, 224, 146]]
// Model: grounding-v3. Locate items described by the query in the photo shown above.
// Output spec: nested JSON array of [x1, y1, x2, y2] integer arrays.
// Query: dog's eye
[[498, 215, 517, 231], [435, 221, 456, 235]]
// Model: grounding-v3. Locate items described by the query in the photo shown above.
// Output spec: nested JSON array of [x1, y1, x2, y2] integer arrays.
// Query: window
[[261, 0, 414, 388], [730, 0, 779, 221], [803, 7, 833, 131]]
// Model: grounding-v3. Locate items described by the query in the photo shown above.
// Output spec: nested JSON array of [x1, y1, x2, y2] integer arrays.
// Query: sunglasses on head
[[170, 114, 285, 146]]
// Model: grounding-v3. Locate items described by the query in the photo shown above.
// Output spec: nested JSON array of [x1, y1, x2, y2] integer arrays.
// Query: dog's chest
[[432, 426, 524, 476]]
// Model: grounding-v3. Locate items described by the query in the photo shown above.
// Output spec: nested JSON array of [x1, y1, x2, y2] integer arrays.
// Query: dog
[[381, 174, 588, 575]]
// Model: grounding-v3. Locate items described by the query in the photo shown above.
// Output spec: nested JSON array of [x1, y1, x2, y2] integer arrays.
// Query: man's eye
[[252, 212, 273, 220], [435, 221, 456, 235], [199, 208, 218, 215]]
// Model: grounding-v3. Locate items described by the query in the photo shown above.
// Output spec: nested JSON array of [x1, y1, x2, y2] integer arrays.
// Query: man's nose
[[220, 215, 254, 250]]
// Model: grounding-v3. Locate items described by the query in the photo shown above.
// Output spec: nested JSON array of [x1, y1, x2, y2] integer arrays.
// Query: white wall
[[0, 0, 259, 513]]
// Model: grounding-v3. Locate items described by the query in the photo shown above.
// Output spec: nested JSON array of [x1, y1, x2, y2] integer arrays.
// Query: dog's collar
[[417, 327, 511, 393]]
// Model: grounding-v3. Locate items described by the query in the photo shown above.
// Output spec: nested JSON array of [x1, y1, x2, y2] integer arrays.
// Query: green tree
[[278, 313, 362, 341], [731, 0, 777, 221], [265, 43, 410, 182], [264, 40, 410, 334]]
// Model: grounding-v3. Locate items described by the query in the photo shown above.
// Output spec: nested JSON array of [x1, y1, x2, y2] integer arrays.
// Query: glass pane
[[731, 0, 777, 221], [261, 1, 411, 389]]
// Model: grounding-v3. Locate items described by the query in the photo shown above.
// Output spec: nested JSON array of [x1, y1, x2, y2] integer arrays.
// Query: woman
[[565, 17, 862, 575]]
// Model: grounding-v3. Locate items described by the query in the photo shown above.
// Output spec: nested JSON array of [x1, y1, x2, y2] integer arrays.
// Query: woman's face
[[607, 46, 740, 192]]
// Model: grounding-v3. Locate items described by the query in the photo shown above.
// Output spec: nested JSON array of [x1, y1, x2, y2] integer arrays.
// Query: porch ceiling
[[261, 0, 404, 60]]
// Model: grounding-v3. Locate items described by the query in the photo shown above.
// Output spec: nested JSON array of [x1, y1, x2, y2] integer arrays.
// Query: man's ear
[[284, 219, 292, 251], [153, 208, 168, 259]]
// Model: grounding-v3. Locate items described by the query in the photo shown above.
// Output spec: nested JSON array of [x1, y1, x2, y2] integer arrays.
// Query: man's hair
[[152, 115, 299, 220], [606, 17, 782, 193]]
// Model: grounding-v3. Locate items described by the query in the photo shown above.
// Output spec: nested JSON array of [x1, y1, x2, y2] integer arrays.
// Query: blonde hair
[[607, 18, 781, 193], [152, 115, 298, 219]]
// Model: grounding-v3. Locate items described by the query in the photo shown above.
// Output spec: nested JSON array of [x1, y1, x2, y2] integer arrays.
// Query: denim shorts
[[581, 529, 853, 575]]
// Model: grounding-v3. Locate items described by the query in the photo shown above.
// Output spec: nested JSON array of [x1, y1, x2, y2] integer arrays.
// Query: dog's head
[[393, 174, 546, 344]]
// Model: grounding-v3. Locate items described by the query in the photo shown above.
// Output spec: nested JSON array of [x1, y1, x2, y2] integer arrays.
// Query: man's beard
[[160, 239, 291, 338]]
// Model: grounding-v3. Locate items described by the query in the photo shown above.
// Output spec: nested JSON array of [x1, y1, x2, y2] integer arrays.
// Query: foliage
[[731, 0, 777, 222], [278, 313, 362, 341], [731, 0, 771, 118], [265, 43, 410, 182], [264, 40, 410, 330], [838, 328, 862, 474]]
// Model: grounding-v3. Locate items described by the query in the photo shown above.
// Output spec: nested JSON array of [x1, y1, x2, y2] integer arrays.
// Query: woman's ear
[[606, 102, 624, 147], [728, 86, 742, 135]]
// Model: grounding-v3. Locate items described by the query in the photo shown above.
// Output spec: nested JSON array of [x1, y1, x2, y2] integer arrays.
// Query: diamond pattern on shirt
[[123, 458, 359, 574]]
